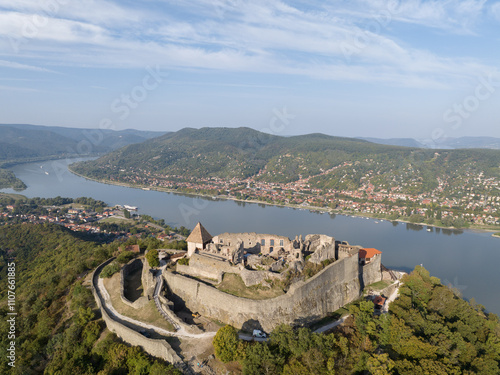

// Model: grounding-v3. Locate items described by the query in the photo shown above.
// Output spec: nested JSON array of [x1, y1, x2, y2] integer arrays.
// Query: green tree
[[243, 342, 282, 375], [117, 251, 136, 264], [213, 325, 240, 363], [146, 249, 160, 268]]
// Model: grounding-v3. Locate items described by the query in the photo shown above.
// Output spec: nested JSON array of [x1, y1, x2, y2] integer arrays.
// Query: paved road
[[239, 334, 268, 342]]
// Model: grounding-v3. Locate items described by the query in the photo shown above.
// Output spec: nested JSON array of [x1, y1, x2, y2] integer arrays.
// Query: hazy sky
[[1, 0, 500, 141]]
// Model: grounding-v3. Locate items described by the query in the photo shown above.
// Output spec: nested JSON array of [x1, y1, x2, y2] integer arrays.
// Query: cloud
[[490, 2, 500, 20], [342, 0, 489, 34], [0, 0, 495, 90], [0, 0, 143, 27], [0, 84, 39, 92], [0, 59, 57, 73]]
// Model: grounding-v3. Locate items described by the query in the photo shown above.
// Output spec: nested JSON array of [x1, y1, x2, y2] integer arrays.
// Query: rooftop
[[186, 222, 213, 244], [359, 248, 382, 259]]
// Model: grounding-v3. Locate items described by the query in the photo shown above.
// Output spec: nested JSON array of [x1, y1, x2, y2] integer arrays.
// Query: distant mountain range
[[0, 123, 166, 164], [359, 136, 500, 150]]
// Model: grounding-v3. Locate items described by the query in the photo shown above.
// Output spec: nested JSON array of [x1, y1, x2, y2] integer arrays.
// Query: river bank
[[67, 166, 500, 237]]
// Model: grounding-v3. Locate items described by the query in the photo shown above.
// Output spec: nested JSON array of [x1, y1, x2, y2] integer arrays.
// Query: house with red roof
[[359, 248, 382, 265]]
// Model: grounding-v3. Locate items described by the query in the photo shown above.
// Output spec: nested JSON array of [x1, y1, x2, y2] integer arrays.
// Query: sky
[[1, 0, 500, 143]]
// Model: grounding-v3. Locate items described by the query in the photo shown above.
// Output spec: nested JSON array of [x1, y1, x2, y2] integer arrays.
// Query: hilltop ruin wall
[[360, 254, 382, 287], [91, 259, 185, 371], [120, 258, 149, 309], [164, 254, 361, 332]]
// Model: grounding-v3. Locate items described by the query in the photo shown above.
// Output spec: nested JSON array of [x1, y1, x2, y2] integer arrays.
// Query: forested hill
[[72, 127, 500, 194], [0, 124, 165, 164], [0, 223, 179, 374], [0, 124, 165, 190]]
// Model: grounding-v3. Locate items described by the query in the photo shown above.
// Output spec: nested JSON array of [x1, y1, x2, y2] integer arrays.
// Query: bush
[[100, 262, 121, 278], [116, 251, 136, 264], [177, 257, 189, 266]]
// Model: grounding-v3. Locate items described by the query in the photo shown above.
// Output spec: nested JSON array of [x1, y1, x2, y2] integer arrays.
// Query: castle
[[162, 222, 385, 331]]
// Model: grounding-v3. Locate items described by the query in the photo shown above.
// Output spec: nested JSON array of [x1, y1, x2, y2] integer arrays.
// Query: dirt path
[[382, 281, 402, 314]]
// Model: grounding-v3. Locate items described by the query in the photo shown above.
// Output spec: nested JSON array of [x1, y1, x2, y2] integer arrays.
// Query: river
[[2, 158, 499, 315]]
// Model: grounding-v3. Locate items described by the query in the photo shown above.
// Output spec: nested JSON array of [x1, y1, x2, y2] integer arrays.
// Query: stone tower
[[186, 222, 213, 256]]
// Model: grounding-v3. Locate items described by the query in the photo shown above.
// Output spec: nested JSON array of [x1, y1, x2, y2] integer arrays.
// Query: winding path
[[153, 275, 181, 331], [95, 266, 215, 339]]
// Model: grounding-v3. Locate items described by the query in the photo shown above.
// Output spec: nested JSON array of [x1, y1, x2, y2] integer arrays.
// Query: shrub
[[116, 251, 136, 264], [177, 257, 189, 266], [100, 262, 121, 278]]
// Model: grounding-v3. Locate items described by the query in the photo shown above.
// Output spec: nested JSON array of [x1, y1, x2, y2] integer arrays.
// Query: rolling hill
[[0, 124, 166, 190], [71, 127, 500, 196], [360, 136, 500, 150]]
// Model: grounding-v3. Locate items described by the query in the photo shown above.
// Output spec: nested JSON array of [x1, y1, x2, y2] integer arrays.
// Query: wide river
[[2, 158, 500, 315]]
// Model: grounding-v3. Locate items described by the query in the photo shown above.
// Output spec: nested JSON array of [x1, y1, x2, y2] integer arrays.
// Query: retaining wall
[[164, 254, 361, 332]]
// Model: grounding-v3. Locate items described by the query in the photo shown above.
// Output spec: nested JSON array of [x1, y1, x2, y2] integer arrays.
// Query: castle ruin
[[163, 222, 384, 331]]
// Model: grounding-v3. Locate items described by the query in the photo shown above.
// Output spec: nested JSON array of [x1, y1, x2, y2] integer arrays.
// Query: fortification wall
[[120, 259, 149, 309], [177, 253, 239, 282], [306, 234, 336, 264], [361, 255, 382, 287], [164, 254, 361, 332], [213, 232, 292, 255], [91, 259, 186, 372], [178, 253, 283, 286], [141, 254, 156, 299]]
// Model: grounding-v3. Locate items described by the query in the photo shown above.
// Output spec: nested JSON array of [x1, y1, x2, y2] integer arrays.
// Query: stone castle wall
[[164, 253, 361, 332], [213, 232, 292, 255], [120, 258, 149, 309], [91, 259, 186, 372], [177, 253, 239, 282], [177, 253, 283, 286], [141, 254, 156, 299], [361, 254, 382, 287]]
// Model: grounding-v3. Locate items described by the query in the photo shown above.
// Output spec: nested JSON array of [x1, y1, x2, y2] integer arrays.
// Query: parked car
[[252, 329, 266, 338]]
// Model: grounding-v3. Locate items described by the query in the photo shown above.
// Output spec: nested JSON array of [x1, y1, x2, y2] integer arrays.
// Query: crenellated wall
[[164, 253, 361, 332]]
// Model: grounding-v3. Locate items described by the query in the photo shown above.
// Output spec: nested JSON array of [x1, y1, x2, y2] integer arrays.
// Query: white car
[[252, 329, 266, 338]]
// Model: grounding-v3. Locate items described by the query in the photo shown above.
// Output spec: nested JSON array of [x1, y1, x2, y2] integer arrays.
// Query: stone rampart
[[361, 255, 382, 287], [120, 258, 149, 309], [306, 234, 336, 264], [141, 255, 156, 299], [91, 259, 186, 372], [164, 254, 361, 332], [178, 253, 283, 286], [177, 253, 241, 283]]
